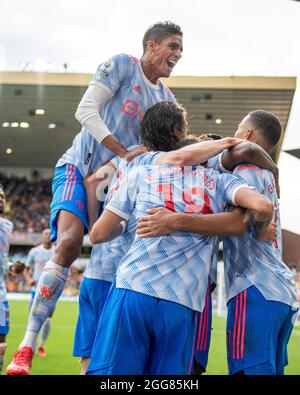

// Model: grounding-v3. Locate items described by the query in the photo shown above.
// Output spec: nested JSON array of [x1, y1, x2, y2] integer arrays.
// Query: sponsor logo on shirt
[[121, 98, 144, 119]]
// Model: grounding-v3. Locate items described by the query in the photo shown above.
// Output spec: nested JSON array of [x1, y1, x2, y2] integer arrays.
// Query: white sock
[[19, 260, 69, 352]]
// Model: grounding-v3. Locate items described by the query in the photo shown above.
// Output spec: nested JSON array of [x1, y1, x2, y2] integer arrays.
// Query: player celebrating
[[0, 185, 25, 374], [24, 228, 55, 358], [73, 101, 244, 374], [6, 21, 184, 375], [136, 110, 298, 375], [222, 111, 298, 375], [85, 105, 274, 375]]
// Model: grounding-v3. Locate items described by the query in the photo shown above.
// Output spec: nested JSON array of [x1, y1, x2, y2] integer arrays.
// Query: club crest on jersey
[[40, 285, 53, 299], [133, 85, 142, 94], [75, 200, 84, 211]]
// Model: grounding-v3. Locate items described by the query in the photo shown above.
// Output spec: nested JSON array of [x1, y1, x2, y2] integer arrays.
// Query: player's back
[[85, 150, 161, 281], [223, 164, 298, 308], [107, 164, 245, 312]]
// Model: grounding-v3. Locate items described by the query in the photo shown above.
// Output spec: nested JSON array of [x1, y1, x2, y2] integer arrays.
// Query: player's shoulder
[[0, 217, 13, 231], [234, 163, 265, 176], [204, 165, 222, 180], [95, 54, 137, 79], [110, 53, 139, 68], [159, 80, 175, 100], [30, 244, 43, 253]]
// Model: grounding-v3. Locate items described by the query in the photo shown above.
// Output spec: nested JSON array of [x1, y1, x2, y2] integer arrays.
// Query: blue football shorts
[[73, 277, 112, 358], [50, 164, 89, 242], [226, 285, 298, 375], [87, 284, 197, 375], [194, 280, 213, 371]]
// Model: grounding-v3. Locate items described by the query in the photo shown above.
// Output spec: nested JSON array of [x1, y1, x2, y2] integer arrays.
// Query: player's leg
[[72, 277, 112, 375], [87, 286, 154, 375], [6, 164, 88, 375], [29, 289, 35, 312], [226, 286, 289, 375], [18, 211, 83, 350], [0, 301, 9, 374], [0, 335, 7, 375], [275, 307, 298, 375], [147, 299, 197, 375], [193, 281, 212, 375], [37, 317, 52, 357]]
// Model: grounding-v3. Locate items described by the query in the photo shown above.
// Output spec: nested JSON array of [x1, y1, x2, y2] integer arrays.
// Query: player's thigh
[[88, 278, 112, 324], [50, 164, 88, 242], [73, 278, 95, 357], [194, 288, 212, 371], [276, 307, 298, 375], [87, 287, 153, 375], [148, 299, 196, 375], [226, 287, 284, 375]]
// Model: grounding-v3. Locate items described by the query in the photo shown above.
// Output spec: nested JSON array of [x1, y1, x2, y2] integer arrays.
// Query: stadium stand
[[0, 172, 51, 233]]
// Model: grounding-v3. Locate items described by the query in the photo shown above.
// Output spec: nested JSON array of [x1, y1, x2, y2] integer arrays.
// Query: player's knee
[[84, 173, 96, 187]]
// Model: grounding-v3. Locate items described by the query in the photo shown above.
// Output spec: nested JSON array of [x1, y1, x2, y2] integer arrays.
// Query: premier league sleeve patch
[[95, 59, 115, 80]]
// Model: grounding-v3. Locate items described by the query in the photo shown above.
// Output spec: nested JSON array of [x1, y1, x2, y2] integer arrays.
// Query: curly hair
[[140, 101, 188, 152]]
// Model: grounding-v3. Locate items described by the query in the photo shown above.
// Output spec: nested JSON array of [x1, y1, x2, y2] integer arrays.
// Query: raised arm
[[221, 141, 280, 196], [137, 206, 250, 238], [155, 137, 243, 166], [221, 141, 276, 172]]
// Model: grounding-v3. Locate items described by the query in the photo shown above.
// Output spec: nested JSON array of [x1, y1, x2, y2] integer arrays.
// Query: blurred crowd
[[0, 171, 51, 233]]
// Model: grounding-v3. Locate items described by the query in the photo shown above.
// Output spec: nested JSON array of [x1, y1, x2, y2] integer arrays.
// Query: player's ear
[[245, 129, 255, 141], [147, 40, 158, 52]]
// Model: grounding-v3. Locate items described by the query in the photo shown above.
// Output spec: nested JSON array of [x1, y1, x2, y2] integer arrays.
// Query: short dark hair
[[248, 110, 282, 147], [173, 138, 198, 150], [143, 21, 183, 53], [205, 133, 223, 140], [0, 183, 3, 191], [140, 101, 187, 151]]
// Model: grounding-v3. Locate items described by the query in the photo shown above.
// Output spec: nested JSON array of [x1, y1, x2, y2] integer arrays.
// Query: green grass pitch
[[3, 300, 300, 375]]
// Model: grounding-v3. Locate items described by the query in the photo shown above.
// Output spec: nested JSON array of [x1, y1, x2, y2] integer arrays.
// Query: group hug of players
[[1, 21, 298, 376]]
